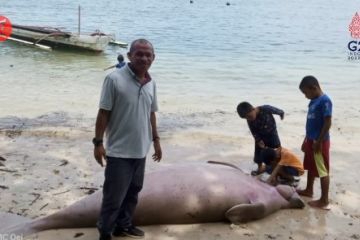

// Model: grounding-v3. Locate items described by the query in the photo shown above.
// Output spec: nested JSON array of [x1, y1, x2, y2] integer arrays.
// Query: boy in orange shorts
[[297, 76, 332, 209]]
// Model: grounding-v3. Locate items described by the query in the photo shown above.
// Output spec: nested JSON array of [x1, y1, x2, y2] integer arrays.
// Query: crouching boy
[[261, 147, 304, 186]]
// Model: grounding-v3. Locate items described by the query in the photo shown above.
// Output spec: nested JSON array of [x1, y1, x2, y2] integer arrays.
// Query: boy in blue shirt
[[297, 76, 332, 210], [104, 54, 126, 71], [237, 102, 284, 175]]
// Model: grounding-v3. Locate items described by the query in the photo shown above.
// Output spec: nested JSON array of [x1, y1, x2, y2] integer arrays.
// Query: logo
[[0, 234, 23, 240], [348, 12, 360, 60], [0, 16, 12, 42], [349, 12, 360, 38]]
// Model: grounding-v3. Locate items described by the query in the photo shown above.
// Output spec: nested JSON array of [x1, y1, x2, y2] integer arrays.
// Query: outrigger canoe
[[8, 24, 127, 52]]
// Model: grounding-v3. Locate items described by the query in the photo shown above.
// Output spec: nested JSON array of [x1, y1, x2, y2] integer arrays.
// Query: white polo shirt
[[99, 64, 158, 158]]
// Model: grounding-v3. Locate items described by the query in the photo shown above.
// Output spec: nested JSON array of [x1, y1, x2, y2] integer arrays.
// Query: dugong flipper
[[1, 162, 304, 236], [225, 202, 266, 223], [225, 184, 305, 224]]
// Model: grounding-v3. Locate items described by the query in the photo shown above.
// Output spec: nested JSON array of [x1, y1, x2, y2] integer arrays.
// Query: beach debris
[[265, 234, 277, 239], [59, 159, 69, 166], [350, 234, 360, 239], [30, 193, 41, 206], [0, 156, 6, 161], [0, 185, 9, 189], [226, 2, 231, 6], [244, 233, 254, 237], [74, 232, 84, 238], [40, 203, 49, 211], [53, 189, 70, 195], [214, 234, 221, 238], [20, 208, 29, 215], [5, 129, 22, 138], [80, 187, 98, 195], [0, 168, 17, 173], [229, 223, 240, 229], [53, 169, 60, 174]]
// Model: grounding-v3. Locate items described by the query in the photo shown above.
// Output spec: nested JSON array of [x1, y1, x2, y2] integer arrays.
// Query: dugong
[[1, 162, 304, 236]]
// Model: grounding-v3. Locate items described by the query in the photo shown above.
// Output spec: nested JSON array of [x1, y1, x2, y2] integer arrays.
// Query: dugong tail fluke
[[0, 212, 30, 234], [1, 191, 102, 236]]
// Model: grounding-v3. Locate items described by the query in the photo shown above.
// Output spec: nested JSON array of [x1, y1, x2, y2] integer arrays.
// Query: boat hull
[[10, 25, 113, 52]]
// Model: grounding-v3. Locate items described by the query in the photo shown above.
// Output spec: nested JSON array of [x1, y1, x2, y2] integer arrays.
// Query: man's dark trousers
[[97, 156, 146, 235]]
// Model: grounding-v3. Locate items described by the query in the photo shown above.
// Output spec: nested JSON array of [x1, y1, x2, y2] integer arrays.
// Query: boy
[[103, 54, 126, 71], [237, 102, 284, 176], [297, 75, 332, 209], [115, 54, 126, 68], [261, 147, 304, 186]]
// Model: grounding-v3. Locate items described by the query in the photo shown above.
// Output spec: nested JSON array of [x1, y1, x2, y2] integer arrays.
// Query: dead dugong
[[1, 162, 304, 236]]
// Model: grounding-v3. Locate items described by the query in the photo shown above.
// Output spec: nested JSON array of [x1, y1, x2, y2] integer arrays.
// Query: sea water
[[1, 0, 359, 149]]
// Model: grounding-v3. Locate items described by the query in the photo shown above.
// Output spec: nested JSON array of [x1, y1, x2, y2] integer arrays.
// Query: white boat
[[9, 24, 127, 52]]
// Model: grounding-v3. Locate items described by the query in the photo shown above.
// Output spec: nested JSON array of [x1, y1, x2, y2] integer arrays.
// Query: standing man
[[93, 39, 162, 240]]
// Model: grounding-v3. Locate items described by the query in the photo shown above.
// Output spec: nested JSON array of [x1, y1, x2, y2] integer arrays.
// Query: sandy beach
[[1, 0, 360, 239], [0, 113, 359, 240]]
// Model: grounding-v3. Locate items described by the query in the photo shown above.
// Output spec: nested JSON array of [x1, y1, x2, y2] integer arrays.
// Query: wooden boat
[[9, 24, 127, 52]]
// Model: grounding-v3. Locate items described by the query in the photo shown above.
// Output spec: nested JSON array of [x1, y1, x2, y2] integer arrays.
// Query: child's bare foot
[[296, 189, 313, 197], [308, 199, 330, 210]]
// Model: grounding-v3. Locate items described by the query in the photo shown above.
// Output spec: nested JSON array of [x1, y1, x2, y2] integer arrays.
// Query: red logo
[[0, 16, 12, 42], [349, 12, 360, 39]]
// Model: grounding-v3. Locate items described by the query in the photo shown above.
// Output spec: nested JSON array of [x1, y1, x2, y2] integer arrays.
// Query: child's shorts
[[303, 138, 330, 178], [265, 165, 299, 176]]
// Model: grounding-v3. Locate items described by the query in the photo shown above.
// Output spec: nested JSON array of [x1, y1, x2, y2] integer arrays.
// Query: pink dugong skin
[[3, 163, 304, 235]]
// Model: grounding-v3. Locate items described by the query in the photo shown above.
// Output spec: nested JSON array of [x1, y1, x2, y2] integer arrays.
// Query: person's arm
[[248, 122, 263, 146], [151, 112, 162, 162], [313, 116, 331, 153], [103, 64, 116, 71], [267, 164, 282, 186], [301, 138, 307, 152], [262, 105, 284, 120], [94, 109, 110, 166]]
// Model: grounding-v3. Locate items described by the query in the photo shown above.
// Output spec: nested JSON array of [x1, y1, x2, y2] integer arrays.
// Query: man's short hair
[[237, 102, 254, 118], [261, 148, 277, 165], [129, 39, 154, 53], [117, 54, 124, 63], [299, 75, 320, 89]]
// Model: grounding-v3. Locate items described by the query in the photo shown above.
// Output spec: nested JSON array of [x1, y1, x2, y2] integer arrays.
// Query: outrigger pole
[[78, 5, 81, 35], [6, 36, 52, 50]]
